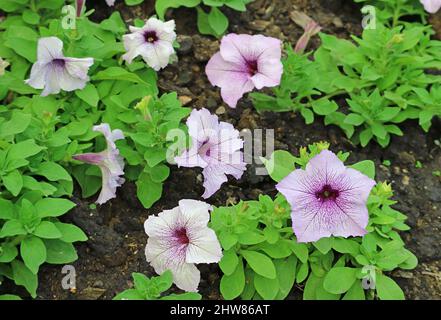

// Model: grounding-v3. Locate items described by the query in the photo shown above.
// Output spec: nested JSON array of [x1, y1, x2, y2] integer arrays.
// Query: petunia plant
[[113, 270, 202, 300], [251, 23, 441, 147], [212, 142, 417, 300]]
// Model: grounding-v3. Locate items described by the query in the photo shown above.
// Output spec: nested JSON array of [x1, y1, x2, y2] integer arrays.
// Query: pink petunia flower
[[174, 108, 246, 199], [144, 199, 222, 292], [25, 37, 94, 96], [420, 0, 441, 13], [122, 17, 176, 71], [276, 150, 376, 243], [205, 33, 283, 108], [73, 123, 125, 205]]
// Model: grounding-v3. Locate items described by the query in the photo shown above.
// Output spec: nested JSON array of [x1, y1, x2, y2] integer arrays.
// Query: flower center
[[246, 59, 258, 76], [174, 227, 189, 245], [199, 139, 212, 157], [316, 184, 340, 202], [52, 58, 65, 68], [144, 31, 158, 44]]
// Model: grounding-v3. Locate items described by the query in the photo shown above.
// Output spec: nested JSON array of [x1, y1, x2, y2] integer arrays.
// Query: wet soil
[[5, 0, 441, 299]]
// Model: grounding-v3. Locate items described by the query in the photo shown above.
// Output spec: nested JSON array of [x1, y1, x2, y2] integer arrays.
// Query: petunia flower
[[25, 37, 94, 96], [144, 199, 222, 292], [122, 17, 176, 71], [276, 150, 376, 243], [105, 0, 115, 6], [205, 33, 283, 108], [73, 123, 125, 205], [291, 11, 321, 53], [420, 0, 441, 13], [174, 108, 246, 199]]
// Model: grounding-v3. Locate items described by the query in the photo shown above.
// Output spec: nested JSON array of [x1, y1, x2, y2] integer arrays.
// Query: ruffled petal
[[201, 165, 228, 198], [37, 37, 64, 63], [186, 228, 223, 264]]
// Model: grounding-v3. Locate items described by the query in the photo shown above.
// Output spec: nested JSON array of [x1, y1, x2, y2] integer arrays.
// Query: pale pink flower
[[174, 108, 246, 198], [25, 37, 93, 96], [276, 150, 376, 243], [73, 124, 125, 205], [294, 20, 322, 53], [106, 0, 115, 6], [144, 199, 222, 292], [122, 17, 176, 71], [420, 0, 441, 13], [205, 33, 283, 108]]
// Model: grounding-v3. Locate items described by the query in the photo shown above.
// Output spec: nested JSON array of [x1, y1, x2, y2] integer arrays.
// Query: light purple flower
[[205, 33, 283, 108], [276, 150, 376, 243], [174, 108, 246, 199], [144, 199, 222, 292], [122, 17, 176, 71], [25, 37, 93, 96], [73, 123, 125, 205], [105, 0, 115, 6], [420, 0, 441, 13]]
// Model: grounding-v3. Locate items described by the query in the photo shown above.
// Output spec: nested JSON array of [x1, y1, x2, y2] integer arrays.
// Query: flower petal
[[186, 228, 223, 264], [420, 0, 441, 13], [37, 37, 64, 63], [205, 52, 254, 108], [201, 165, 228, 198]]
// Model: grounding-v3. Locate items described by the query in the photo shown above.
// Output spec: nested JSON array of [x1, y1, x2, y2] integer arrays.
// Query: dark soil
[[7, 0, 441, 299]]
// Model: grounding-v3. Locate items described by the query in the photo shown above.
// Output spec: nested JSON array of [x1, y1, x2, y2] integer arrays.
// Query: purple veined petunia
[[122, 17, 176, 71], [72, 123, 125, 205], [25, 37, 94, 96], [276, 150, 376, 243], [420, 0, 441, 13], [174, 108, 246, 199], [205, 33, 283, 108], [144, 199, 222, 292]]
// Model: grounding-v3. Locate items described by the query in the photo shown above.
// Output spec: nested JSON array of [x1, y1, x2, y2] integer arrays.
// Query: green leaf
[[75, 83, 99, 107], [54, 222, 88, 243], [0, 198, 15, 220], [207, 7, 228, 36], [0, 111, 31, 137], [313, 237, 332, 254], [350, 160, 376, 179], [44, 239, 78, 264], [93, 67, 151, 86], [275, 256, 297, 299], [2, 170, 23, 196], [21, 236, 47, 274], [344, 113, 365, 126], [35, 198, 76, 218], [254, 273, 279, 300], [0, 220, 27, 238], [375, 273, 404, 300], [136, 172, 163, 209], [241, 250, 276, 279], [323, 267, 357, 294], [343, 281, 365, 300], [22, 9, 40, 25], [155, 0, 201, 20], [11, 260, 38, 298], [220, 258, 245, 300], [113, 289, 144, 300], [33, 221, 62, 239], [219, 250, 239, 276], [311, 99, 338, 116], [34, 162, 72, 182], [261, 150, 296, 182]]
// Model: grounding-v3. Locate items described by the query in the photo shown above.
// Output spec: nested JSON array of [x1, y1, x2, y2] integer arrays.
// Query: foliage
[[354, 0, 426, 27], [211, 142, 417, 300], [155, 0, 254, 37], [251, 24, 441, 147], [113, 270, 202, 300]]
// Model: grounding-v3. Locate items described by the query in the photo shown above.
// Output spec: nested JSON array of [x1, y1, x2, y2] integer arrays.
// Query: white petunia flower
[[122, 17, 176, 71], [73, 123, 125, 205], [25, 37, 94, 96], [144, 199, 222, 292]]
